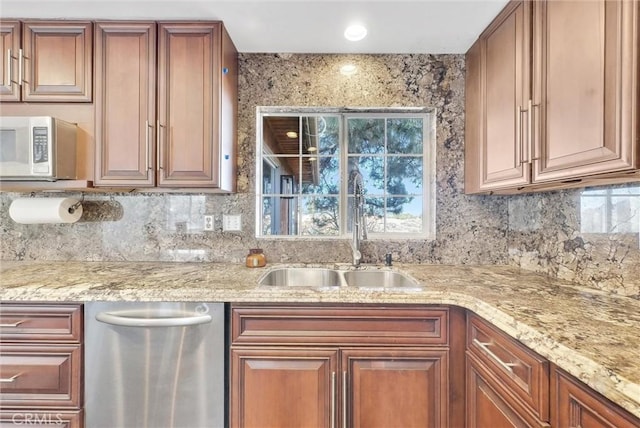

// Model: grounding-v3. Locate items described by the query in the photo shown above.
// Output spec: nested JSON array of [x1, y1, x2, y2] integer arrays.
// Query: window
[[580, 186, 640, 234], [256, 107, 435, 239]]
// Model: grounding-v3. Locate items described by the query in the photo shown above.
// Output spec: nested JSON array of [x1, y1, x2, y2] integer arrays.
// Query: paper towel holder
[[68, 199, 82, 215]]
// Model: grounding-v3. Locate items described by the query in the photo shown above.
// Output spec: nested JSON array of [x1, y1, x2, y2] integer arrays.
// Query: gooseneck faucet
[[350, 169, 367, 266]]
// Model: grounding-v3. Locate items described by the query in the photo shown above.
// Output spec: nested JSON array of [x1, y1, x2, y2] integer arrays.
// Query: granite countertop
[[1, 260, 639, 419]]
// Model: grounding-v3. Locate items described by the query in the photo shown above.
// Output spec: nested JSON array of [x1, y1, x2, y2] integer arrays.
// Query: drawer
[[0, 410, 83, 428], [232, 305, 448, 346], [0, 304, 82, 343], [0, 345, 82, 408], [467, 314, 549, 421]]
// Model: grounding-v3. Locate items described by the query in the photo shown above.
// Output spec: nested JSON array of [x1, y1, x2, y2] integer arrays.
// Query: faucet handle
[[385, 253, 392, 266]]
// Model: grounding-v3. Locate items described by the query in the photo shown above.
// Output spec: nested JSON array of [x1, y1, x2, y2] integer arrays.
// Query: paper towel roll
[[9, 198, 83, 224]]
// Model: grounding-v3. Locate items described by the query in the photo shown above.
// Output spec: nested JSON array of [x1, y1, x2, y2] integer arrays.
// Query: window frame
[[255, 106, 436, 240]]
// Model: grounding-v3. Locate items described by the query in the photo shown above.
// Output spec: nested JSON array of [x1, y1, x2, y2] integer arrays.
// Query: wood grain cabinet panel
[[465, 0, 639, 194], [94, 22, 156, 186], [231, 347, 337, 428], [465, 1, 532, 193], [467, 352, 549, 428], [466, 313, 550, 427], [532, 0, 639, 182], [0, 303, 83, 427], [0, 21, 20, 101], [230, 304, 455, 428], [0, 20, 92, 102], [93, 21, 238, 191], [0, 304, 82, 343], [0, 345, 81, 409], [551, 366, 640, 428], [343, 347, 448, 428]]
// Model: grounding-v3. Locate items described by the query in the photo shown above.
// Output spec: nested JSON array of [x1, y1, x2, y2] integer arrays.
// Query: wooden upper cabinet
[[465, 1, 531, 193], [0, 20, 93, 102], [94, 22, 156, 186], [465, 0, 639, 194], [0, 21, 20, 101], [533, 0, 638, 182], [94, 21, 238, 191]]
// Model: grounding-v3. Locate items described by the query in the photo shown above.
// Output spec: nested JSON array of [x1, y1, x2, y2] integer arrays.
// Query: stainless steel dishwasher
[[85, 302, 226, 428]]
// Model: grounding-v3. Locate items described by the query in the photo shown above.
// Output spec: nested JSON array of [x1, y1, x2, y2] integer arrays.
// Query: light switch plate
[[223, 214, 242, 232]]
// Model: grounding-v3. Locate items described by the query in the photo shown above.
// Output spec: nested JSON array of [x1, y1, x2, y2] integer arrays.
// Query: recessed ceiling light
[[286, 131, 298, 138], [344, 24, 367, 42], [340, 64, 357, 76], [307, 146, 317, 152], [308, 157, 317, 162]]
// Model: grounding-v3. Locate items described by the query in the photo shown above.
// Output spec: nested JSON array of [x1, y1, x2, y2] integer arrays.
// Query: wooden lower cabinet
[[230, 304, 457, 428], [0, 303, 83, 428], [231, 348, 336, 428], [467, 352, 549, 428], [551, 366, 640, 428], [343, 347, 448, 428]]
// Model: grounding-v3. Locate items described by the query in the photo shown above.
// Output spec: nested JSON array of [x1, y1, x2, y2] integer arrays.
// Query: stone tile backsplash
[[0, 53, 638, 296]]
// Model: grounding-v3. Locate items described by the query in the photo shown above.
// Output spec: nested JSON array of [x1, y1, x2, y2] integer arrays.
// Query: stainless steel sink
[[258, 268, 345, 287], [342, 270, 421, 288]]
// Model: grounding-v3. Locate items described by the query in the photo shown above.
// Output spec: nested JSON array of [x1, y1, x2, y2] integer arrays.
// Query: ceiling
[[1, 0, 509, 54]]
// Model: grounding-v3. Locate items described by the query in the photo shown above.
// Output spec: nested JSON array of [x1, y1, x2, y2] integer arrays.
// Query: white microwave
[[0, 116, 77, 181]]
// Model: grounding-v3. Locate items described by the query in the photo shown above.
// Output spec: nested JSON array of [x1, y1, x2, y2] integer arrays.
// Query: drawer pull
[[0, 373, 21, 383], [0, 320, 26, 327], [473, 338, 517, 373]]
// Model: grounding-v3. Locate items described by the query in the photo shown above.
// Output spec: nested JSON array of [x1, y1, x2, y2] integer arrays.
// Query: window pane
[[301, 156, 340, 195], [301, 197, 340, 236], [349, 156, 384, 193], [347, 118, 385, 154], [261, 196, 274, 235], [387, 156, 423, 195], [386, 196, 423, 233], [387, 118, 423, 154], [313, 116, 340, 155], [263, 116, 300, 155]]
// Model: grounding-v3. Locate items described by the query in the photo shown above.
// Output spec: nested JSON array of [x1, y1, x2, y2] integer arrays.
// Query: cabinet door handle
[[156, 120, 164, 172], [17, 48, 23, 86], [473, 338, 517, 373], [331, 372, 336, 428], [518, 105, 529, 164], [0, 320, 25, 327], [342, 371, 347, 428], [530, 101, 540, 161], [145, 120, 153, 172], [0, 373, 21, 383], [6, 49, 12, 86]]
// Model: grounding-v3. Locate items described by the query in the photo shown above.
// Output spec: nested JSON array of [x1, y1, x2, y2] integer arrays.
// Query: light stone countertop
[[1, 260, 639, 419]]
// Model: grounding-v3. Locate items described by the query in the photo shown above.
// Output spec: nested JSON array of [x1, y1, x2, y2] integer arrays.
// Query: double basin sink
[[258, 267, 421, 289]]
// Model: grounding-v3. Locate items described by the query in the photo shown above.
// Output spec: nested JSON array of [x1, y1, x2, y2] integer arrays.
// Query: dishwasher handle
[[95, 311, 212, 327]]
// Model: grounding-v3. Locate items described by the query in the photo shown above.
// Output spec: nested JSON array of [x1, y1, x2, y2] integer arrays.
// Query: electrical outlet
[[203, 215, 214, 231], [223, 214, 242, 232]]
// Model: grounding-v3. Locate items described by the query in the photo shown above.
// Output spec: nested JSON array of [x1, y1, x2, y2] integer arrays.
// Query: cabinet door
[[551, 367, 640, 428], [342, 347, 449, 428], [94, 22, 156, 187], [157, 22, 221, 187], [466, 353, 549, 428], [22, 21, 92, 102], [533, 0, 638, 181], [0, 21, 20, 101], [231, 347, 337, 428], [465, 1, 531, 194]]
